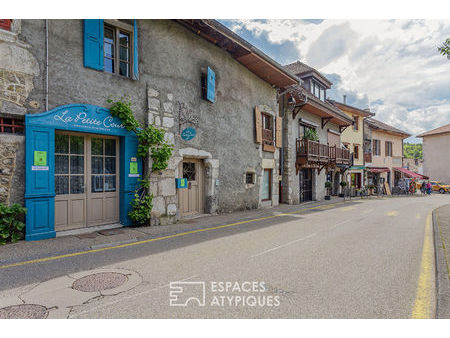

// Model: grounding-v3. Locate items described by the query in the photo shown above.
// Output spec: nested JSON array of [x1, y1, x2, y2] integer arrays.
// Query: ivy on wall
[[107, 96, 173, 226]]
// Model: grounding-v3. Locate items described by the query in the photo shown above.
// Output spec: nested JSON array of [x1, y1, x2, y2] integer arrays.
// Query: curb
[[432, 207, 450, 318]]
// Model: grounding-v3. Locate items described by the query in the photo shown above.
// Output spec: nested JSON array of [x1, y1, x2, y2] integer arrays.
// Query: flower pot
[[325, 195, 331, 200], [338, 193, 344, 198]]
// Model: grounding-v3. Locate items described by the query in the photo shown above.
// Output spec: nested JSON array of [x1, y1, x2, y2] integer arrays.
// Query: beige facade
[[419, 132, 450, 183]]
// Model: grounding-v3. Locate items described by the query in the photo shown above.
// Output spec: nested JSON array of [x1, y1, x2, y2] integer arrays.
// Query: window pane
[[70, 136, 84, 154], [70, 176, 84, 194], [104, 176, 116, 192], [92, 156, 103, 174], [91, 138, 103, 155], [55, 134, 69, 153], [70, 155, 84, 174], [104, 42, 114, 58], [183, 162, 196, 181], [119, 61, 129, 77], [119, 46, 129, 61], [104, 26, 114, 42], [105, 157, 116, 174], [104, 58, 114, 73], [55, 176, 69, 195], [119, 32, 129, 46], [104, 139, 116, 156], [92, 175, 104, 193], [55, 155, 69, 174]]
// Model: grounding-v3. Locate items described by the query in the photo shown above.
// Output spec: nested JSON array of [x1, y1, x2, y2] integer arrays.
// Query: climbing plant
[[107, 96, 173, 225]]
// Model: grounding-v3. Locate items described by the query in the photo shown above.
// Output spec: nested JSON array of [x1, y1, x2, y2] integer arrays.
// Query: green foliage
[[303, 128, 319, 142], [438, 38, 450, 59], [325, 181, 332, 188], [0, 203, 26, 245], [403, 142, 423, 160], [340, 181, 347, 187], [107, 97, 174, 226]]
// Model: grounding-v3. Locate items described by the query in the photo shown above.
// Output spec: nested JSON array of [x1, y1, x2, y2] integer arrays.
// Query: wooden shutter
[[133, 20, 139, 80], [385, 141, 388, 156], [83, 19, 104, 71], [275, 116, 282, 148], [255, 107, 262, 143]]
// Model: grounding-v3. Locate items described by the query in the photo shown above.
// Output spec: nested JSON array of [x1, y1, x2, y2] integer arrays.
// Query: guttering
[[45, 19, 49, 111]]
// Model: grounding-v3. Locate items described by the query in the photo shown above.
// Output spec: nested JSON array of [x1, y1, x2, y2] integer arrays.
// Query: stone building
[[0, 19, 298, 240], [280, 61, 353, 203]]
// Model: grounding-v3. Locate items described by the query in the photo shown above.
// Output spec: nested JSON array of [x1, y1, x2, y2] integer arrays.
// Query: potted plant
[[339, 181, 347, 197], [367, 184, 375, 195], [303, 128, 319, 142], [325, 181, 332, 200]]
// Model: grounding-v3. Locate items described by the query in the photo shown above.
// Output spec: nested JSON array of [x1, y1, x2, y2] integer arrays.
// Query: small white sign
[[128, 174, 140, 178], [32, 166, 49, 171]]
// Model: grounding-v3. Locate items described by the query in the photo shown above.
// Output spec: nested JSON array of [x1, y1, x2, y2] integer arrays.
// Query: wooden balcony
[[329, 145, 351, 165], [296, 139, 329, 168]]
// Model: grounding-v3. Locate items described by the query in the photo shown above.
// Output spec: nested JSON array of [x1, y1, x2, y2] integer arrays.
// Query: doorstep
[[56, 223, 123, 238]]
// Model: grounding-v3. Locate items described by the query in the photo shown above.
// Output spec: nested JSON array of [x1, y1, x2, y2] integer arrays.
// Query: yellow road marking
[[0, 201, 351, 270], [387, 210, 399, 217], [411, 211, 434, 319]]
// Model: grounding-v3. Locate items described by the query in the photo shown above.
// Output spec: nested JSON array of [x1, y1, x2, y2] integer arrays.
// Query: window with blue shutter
[[83, 19, 104, 71], [206, 67, 215, 103]]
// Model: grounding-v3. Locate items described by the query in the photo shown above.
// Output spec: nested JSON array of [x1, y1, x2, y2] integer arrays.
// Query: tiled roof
[[416, 124, 450, 137], [328, 100, 375, 117], [366, 118, 411, 137], [284, 60, 332, 87]]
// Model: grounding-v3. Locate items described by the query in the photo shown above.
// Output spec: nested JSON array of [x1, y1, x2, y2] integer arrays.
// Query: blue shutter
[[207, 67, 215, 103], [83, 19, 104, 71], [133, 20, 139, 80]]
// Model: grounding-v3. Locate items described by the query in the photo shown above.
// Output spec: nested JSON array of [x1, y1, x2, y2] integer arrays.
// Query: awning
[[366, 167, 390, 174], [393, 167, 429, 179]]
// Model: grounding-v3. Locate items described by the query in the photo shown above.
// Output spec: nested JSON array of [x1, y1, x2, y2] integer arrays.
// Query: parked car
[[430, 181, 450, 193]]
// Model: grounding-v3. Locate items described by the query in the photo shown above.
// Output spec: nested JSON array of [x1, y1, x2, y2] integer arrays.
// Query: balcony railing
[[296, 138, 351, 169]]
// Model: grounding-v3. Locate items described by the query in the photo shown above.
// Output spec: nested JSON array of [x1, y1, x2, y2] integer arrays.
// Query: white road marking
[[70, 274, 198, 318], [330, 219, 353, 230], [250, 233, 317, 258]]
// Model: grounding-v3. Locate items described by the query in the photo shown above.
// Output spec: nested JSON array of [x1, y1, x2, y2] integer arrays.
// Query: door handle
[[188, 182, 192, 189]]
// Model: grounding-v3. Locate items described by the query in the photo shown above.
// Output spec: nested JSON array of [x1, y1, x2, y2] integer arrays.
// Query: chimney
[[343, 95, 347, 105]]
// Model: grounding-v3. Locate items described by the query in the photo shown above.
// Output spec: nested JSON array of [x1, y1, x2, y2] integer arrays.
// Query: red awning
[[366, 167, 390, 174], [393, 167, 428, 179]]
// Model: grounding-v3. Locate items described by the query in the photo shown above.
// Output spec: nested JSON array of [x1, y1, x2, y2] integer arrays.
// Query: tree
[[403, 143, 423, 160], [438, 38, 450, 59]]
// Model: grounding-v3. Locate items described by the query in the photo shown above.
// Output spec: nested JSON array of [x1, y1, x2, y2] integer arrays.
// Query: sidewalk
[[0, 197, 360, 267], [433, 204, 450, 319]]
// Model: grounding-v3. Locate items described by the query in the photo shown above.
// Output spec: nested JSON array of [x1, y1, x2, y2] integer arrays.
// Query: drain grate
[[72, 272, 128, 292], [0, 304, 48, 319]]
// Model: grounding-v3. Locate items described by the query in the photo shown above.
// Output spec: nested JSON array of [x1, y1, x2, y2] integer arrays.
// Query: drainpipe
[[45, 19, 49, 111]]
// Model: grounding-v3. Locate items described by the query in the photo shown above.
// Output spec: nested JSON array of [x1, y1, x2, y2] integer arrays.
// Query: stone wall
[[0, 134, 24, 205]]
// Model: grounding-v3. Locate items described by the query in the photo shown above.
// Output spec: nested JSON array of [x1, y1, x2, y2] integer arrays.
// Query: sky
[[220, 19, 450, 143]]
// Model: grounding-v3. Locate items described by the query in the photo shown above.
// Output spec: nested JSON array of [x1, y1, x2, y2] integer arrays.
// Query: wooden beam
[[340, 125, 349, 133], [292, 104, 306, 119], [321, 117, 333, 129]]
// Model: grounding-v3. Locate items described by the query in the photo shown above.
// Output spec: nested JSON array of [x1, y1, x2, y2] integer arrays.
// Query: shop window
[[262, 169, 272, 201], [245, 172, 255, 185], [55, 134, 85, 195], [0, 19, 11, 31], [0, 116, 24, 135]]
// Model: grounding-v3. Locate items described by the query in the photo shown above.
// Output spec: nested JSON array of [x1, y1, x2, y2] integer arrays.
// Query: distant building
[[403, 158, 423, 175], [417, 124, 450, 183]]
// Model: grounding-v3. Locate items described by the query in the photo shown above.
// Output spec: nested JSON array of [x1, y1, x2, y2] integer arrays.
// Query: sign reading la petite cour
[[54, 110, 125, 131]]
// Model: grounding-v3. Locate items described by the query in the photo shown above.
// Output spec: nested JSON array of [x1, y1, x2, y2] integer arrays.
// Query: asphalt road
[[1, 194, 449, 318]]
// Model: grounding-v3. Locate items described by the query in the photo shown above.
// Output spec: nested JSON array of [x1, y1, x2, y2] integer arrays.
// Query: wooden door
[[54, 133, 120, 231], [299, 168, 313, 202], [54, 133, 87, 231], [178, 159, 204, 217], [87, 136, 120, 226]]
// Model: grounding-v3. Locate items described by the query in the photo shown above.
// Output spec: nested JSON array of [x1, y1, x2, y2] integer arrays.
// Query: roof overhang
[[174, 19, 299, 88], [330, 101, 375, 117]]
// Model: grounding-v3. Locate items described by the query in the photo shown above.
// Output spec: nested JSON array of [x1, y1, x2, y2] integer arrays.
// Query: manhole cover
[[0, 304, 48, 319], [72, 272, 128, 292]]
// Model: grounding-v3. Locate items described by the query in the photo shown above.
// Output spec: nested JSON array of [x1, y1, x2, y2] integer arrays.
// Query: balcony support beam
[[321, 117, 333, 129]]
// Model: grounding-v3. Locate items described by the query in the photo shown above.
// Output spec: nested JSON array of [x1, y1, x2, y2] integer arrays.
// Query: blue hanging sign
[[181, 127, 197, 141], [176, 178, 188, 189]]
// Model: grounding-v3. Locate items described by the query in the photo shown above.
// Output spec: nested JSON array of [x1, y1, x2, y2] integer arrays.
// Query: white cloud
[[227, 19, 450, 141]]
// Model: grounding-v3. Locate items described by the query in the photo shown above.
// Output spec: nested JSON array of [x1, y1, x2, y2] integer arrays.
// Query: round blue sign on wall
[[181, 127, 197, 141]]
